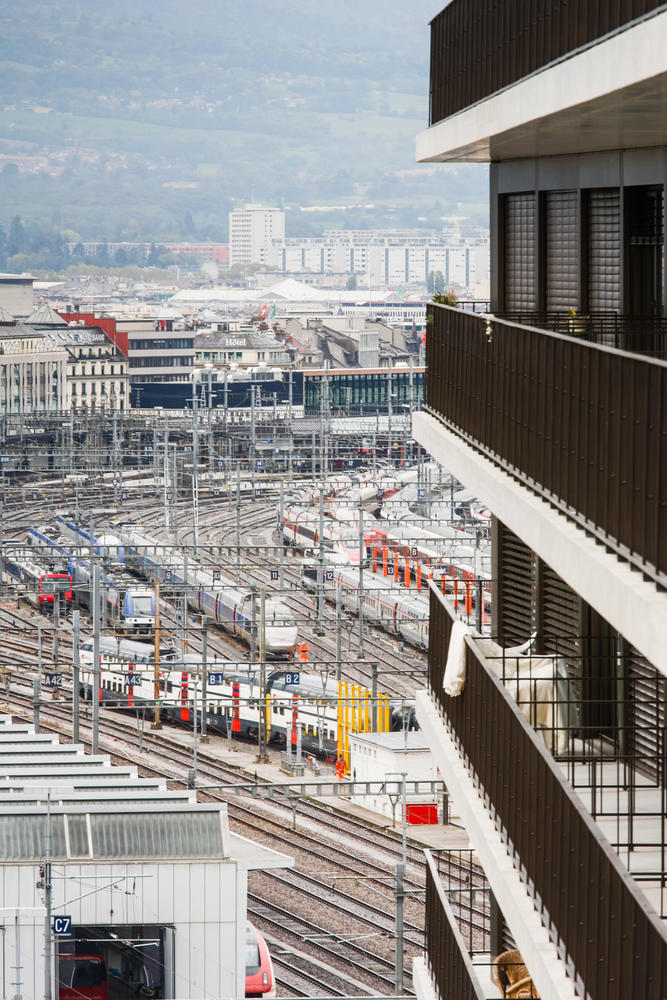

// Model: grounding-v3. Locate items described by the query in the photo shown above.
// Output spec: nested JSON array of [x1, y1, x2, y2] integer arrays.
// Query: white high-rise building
[[228, 205, 285, 266]]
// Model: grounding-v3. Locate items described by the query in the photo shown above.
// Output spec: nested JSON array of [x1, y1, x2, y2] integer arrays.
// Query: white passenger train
[[281, 506, 363, 564], [77, 643, 412, 756], [301, 562, 430, 650], [119, 527, 298, 658]]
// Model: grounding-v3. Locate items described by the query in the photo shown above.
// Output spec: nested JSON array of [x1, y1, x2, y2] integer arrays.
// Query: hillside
[[0, 1, 488, 241]]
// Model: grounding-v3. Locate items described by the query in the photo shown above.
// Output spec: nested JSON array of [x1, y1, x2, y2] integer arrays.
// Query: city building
[[194, 327, 291, 369], [260, 231, 490, 295], [0, 272, 36, 318], [229, 204, 285, 266], [0, 316, 69, 415], [412, 3, 667, 1000], [108, 315, 194, 385], [27, 308, 129, 411]]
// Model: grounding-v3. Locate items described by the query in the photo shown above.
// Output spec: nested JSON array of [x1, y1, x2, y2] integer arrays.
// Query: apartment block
[[412, 3, 667, 999], [229, 205, 285, 266]]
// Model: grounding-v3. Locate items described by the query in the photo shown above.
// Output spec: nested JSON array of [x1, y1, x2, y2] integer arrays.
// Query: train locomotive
[[27, 526, 155, 632]]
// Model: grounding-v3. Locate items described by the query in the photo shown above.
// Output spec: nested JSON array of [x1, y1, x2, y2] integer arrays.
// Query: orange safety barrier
[[232, 680, 241, 732], [453, 578, 459, 610], [394, 551, 399, 580], [383, 546, 388, 576], [372, 547, 377, 573], [465, 581, 472, 616], [416, 564, 422, 590], [127, 662, 134, 709], [180, 672, 190, 722], [291, 694, 298, 746], [405, 562, 410, 587], [441, 572, 447, 595]]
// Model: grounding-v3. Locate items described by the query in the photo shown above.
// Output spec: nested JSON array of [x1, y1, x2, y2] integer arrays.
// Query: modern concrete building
[[412, 3, 667, 1000], [229, 205, 285, 266]]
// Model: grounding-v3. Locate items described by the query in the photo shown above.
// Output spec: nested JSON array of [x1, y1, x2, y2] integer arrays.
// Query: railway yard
[[0, 411, 492, 998]]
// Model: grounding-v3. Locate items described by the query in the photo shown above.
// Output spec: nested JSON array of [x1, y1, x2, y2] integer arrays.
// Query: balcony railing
[[500, 311, 667, 360], [425, 304, 667, 587], [429, 0, 666, 125], [428, 587, 667, 1000], [425, 849, 488, 1000]]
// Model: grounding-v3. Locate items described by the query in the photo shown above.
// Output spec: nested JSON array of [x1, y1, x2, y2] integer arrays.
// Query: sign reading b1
[[53, 915, 72, 936]]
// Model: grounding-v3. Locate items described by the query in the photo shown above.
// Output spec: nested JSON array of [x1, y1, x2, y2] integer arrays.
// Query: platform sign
[[53, 916, 72, 936], [184, 445, 192, 453], [411, 547, 418, 557], [418, 489, 425, 498], [213, 489, 220, 497], [217, 460, 223, 467], [270, 570, 279, 581], [378, 489, 384, 498], [0, 456, 11, 463], [325, 570, 334, 582], [121, 492, 128, 502], [126, 674, 143, 686], [213, 571, 221, 581], [166, 492, 172, 502], [254, 489, 261, 497], [348, 461, 354, 467], [208, 672, 225, 686], [284, 672, 300, 686], [44, 673, 62, 688]]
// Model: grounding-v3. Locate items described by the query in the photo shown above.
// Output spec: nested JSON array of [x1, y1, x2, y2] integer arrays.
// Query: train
[[246, 922, 275, 998], [281, 506, 363, 564], [3, 554, 73, 607], [302, 562, 430, 649], [118, 527, 298, 658], [78, 638, 412, 756], [27, 526, 154, 632]]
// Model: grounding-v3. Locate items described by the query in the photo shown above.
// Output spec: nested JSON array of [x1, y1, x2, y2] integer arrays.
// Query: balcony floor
[[558, 751, 667, 917]]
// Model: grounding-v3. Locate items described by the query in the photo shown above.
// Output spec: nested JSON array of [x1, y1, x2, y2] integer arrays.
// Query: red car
[[58, 954, 108, 1000]]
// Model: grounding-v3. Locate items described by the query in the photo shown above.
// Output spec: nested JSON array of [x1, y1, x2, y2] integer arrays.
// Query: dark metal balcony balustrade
[[427, 588, 667, 1000], [429, 0, 667, 125], [499, 311, 667, 360], [425, 849, 491, 1000], [425, 303, 667, 587]]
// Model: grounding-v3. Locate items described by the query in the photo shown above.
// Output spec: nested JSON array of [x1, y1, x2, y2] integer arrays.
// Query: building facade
[[0, 318, 69, 415], [412, 3, 667, 999], [229, 205, 285, 266]]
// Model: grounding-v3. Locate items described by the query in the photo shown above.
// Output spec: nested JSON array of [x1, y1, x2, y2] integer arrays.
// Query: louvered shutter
[[504, 193, 536, 310], [588, 189, 621, 312], [626, 645, 666, 782], [497, 522, 534, 646], [545, 190, 578, 312]]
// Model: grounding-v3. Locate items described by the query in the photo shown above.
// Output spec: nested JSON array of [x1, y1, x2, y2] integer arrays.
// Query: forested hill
[[0, 0, 487, 241]]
